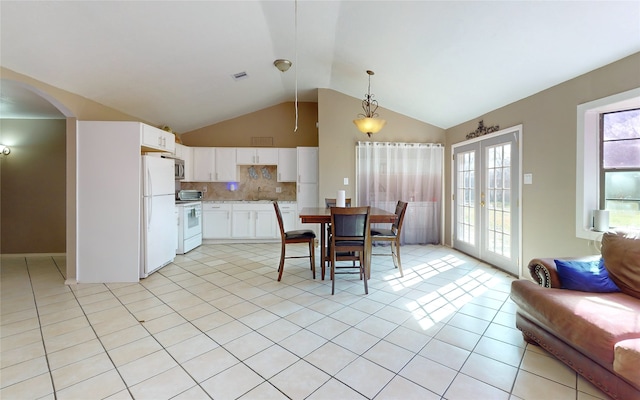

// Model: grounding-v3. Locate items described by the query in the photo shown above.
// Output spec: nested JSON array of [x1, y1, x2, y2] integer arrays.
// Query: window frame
[[599, 109, 640, 228], [576, 88, 640, 240]]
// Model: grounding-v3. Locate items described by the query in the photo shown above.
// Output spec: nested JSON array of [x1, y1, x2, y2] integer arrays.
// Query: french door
[[452, 126, 521, 276]]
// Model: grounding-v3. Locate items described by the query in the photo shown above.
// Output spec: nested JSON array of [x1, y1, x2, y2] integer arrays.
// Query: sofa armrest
[[527, 256, 600, 288], [528, 258, 561, 288]]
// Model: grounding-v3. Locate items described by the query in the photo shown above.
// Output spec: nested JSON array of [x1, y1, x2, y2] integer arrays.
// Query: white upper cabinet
[[193, 147, 215, 181], [236, 148, 278, 165], [277, 148, 297, 182], [297, 147, 318, 184], [193, 147, 237, 182], [215, 148, 237, 181], [141, 124, 175, 153]]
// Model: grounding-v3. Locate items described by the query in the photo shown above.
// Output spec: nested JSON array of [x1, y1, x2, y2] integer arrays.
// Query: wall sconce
[[353, 70, 386, 137], [0, 145, 10, 155]]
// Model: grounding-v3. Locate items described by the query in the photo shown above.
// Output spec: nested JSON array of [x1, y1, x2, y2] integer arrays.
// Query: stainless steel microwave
[[174, 158, 185, 180], [162, 155, 185, 180]]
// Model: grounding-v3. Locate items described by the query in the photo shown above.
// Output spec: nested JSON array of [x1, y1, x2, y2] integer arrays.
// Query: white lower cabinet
[[202, 202, 296, 240], [202, 203, 231, 239], [277, 203, 297, 232], [255, 209, 276, 238], [231, 204, 277, 239], [231, 209, 252, 237]]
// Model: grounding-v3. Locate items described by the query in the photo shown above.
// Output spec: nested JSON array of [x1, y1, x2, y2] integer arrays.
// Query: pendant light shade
[[353, 70, 386, 137], [353, 117, 386, 136]]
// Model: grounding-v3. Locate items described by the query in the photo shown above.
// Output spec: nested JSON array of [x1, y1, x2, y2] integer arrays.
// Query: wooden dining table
[[299, 206, 397, 279]]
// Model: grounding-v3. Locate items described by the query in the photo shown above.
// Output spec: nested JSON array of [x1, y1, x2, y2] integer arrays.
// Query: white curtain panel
[[356, 141, 443, 244]]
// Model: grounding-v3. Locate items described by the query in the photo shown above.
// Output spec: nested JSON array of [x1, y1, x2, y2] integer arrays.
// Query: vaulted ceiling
[[1, 1, 639, 132]]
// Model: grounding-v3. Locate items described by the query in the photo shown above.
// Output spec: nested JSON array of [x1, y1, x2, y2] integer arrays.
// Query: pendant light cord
[[294, 0, 298, 132]]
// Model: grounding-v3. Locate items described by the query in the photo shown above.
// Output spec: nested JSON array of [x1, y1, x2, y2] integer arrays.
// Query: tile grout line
[[3, 245, 608, 400], [65, 279, 135, 398], [25, 256, 61, 400]]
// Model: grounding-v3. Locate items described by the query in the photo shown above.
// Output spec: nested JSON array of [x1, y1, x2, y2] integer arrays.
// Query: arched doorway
[[0, 79, 77, 283]]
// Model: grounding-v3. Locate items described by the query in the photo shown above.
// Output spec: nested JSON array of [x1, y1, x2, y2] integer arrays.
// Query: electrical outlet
[[202, 186, 207, 192], [276, 187, 282, 193], [344, 177, 349, 185]]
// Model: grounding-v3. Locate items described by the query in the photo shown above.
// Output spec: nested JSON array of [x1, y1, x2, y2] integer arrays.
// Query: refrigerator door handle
[[147, 168, 152, 196], [147, 167, 153, 228], [147, 197, 152, 228]]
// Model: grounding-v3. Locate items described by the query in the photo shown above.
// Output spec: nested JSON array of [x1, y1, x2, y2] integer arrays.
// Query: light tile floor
[[1, 243, 611, 400]]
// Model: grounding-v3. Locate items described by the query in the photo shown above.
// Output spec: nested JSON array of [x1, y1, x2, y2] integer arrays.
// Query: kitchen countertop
[[203, 200, 296, 204]]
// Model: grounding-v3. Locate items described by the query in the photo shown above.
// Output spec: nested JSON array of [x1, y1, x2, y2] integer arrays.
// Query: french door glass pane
[[457, 151, 475, 245], [485, 144, 511, 257]]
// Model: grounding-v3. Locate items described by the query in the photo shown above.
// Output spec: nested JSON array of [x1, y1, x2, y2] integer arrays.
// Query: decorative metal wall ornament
[[466, 120, 500, 139], [261, 167, 272, 180]]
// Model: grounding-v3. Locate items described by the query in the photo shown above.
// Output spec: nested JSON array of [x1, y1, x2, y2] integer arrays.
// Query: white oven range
[[176, 201, 202, 254]]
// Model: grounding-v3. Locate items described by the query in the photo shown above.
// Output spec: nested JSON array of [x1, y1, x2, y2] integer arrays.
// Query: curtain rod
[[356, 142, 443, 147]]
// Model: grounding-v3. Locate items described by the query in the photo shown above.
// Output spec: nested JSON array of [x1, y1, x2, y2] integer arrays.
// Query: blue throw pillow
[[555, 258, 621, 292]]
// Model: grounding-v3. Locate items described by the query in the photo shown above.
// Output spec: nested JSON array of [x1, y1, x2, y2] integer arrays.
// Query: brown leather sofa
[[510, 230, 640, 400]]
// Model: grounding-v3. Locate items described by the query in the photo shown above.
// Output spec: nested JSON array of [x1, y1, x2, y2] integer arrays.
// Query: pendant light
[[353, 70, 386, 137]]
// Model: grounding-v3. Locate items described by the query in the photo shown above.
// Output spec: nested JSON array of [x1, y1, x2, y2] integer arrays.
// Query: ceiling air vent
[[232, 71, 249, 81], [251, 137, 274, 147]]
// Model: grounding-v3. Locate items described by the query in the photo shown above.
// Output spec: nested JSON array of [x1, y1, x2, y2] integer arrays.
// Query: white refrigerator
[[141, 155, 176, 278]]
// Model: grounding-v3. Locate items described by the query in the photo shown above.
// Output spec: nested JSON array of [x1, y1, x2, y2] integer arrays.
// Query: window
[[356, 141, 443, 244], [600, 109, 640, 229], [576, 88, 640, 239]]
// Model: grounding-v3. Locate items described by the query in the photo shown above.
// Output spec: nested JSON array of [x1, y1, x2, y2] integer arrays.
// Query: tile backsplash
[[181, 165, 296, 201]]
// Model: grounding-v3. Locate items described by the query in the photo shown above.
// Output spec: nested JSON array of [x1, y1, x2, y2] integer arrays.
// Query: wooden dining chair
[[371, 201, 408, 277], [273, 202, 316, 281], [324, 198, 353, 275], [329, 206, 370, 295]]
